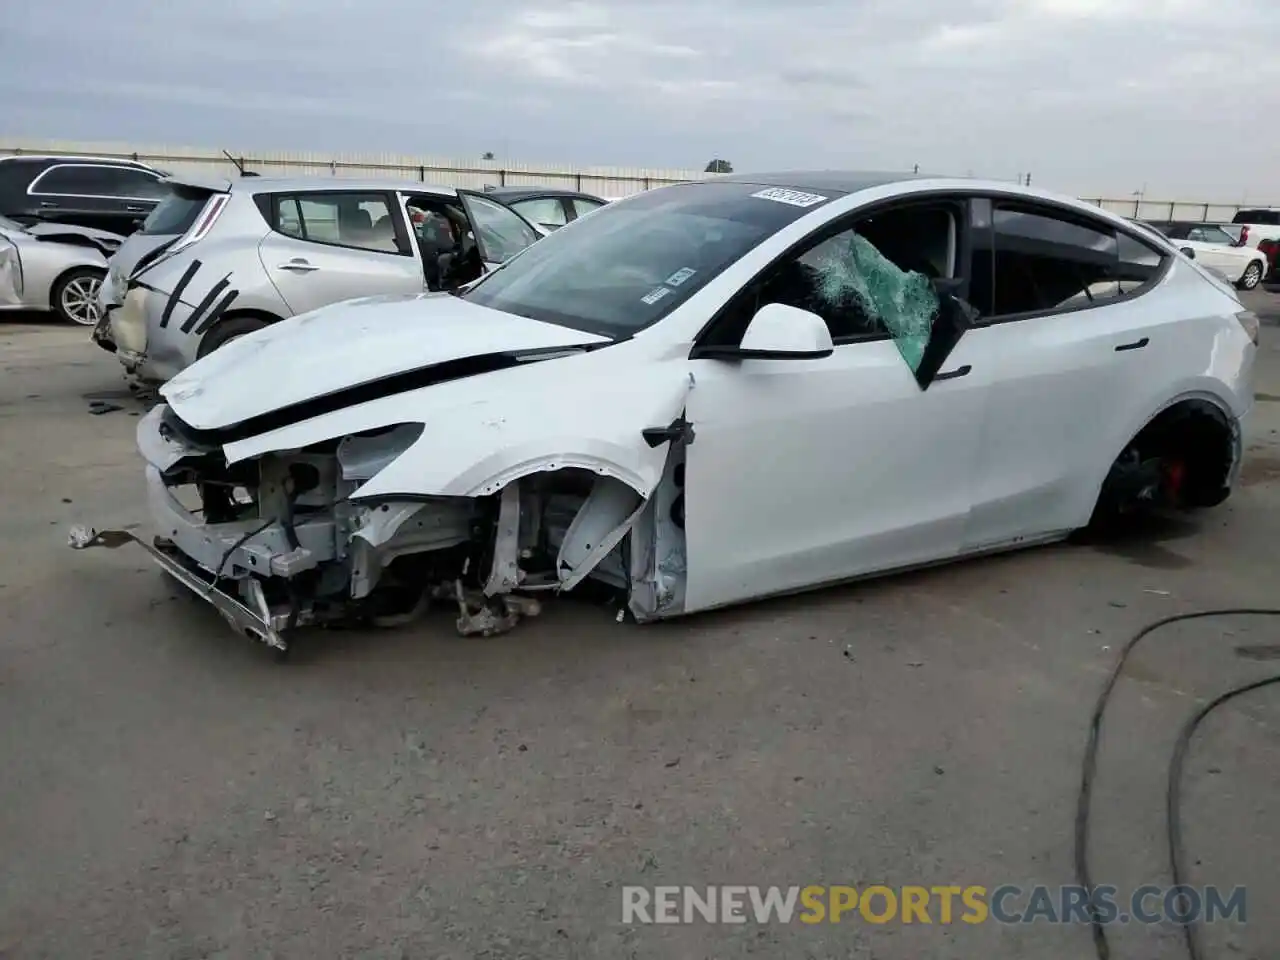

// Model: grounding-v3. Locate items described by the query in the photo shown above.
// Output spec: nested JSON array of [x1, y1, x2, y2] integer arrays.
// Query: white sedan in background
[[0, 214, 110, 325], [1144, 220, 1267, 290], [72, 172, 1257, 659]]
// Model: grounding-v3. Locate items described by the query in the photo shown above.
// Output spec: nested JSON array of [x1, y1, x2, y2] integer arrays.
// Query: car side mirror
[[695, 303, 834, 361], [1179, 246, 1196, 259]]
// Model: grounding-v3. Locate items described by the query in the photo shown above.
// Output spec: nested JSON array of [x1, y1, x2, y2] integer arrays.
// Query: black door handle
[[935, 364, 972, 381], [1115, 337, 1149, 352]]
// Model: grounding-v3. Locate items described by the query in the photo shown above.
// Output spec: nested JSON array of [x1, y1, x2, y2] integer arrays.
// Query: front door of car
[[959, 199, 1171, 548], [680, 201, 989, 614], [457, 190, 543, 270], [257, 190, 425, 315]]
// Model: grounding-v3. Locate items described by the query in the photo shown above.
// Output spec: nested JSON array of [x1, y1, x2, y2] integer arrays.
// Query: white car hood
[[161, 292, 610, 430]]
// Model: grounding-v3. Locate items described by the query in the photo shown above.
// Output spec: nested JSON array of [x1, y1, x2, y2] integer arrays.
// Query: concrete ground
[[2, 294, 1279, 960]]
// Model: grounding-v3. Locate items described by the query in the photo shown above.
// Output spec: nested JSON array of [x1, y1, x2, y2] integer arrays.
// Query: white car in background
[[1144, 221, 1267, 290], [72, 172, 1258, 659], [0, 213, 110, 324]]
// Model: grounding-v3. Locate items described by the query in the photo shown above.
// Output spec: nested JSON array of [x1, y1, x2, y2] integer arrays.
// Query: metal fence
[[1079, 197, 1267, 223], [0, 138, 703, 199], [2, 138, 1275, 221]]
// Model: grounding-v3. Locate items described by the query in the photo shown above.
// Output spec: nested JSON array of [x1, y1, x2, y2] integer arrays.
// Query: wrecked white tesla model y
[[71, 172, 1257, 657]]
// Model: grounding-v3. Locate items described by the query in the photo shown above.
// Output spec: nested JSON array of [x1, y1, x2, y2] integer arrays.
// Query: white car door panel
[[1182, 239, 1234, 277], [258, 233, 424, 315], [682, 337, 988, 614], [962, 305, 1144, 549]]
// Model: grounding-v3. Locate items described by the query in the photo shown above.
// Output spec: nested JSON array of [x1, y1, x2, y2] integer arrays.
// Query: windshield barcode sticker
[[750, 188, 828, 208], [666, 267, 697, 286], [642, 286, 672, 305]]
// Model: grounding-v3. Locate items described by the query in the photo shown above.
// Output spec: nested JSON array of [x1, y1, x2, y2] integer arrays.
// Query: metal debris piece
[[68, 526, 136, 550], [453, 579, 541, 636]]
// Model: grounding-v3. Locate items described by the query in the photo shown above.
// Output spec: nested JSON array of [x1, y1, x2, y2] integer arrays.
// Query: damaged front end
[[71, 392, 694, 657]]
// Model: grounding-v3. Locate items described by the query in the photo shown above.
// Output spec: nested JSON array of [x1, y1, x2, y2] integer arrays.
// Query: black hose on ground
[[1166, 672, 1280, 960], [1075, 608, 1280, 960]]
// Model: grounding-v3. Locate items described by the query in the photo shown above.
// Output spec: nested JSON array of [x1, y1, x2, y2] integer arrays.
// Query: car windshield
[[461, 180, 840, 337], [0, 213, 29, 234]]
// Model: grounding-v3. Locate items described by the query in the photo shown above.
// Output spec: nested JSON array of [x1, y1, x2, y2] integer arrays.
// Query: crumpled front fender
[[224, 359, 696, 501]]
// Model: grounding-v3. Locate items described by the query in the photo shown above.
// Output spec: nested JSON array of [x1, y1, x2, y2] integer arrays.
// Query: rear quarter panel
[[1079, 262, 1254, 511]]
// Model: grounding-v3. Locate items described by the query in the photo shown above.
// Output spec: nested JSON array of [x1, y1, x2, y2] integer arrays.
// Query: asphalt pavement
[[1, 293, 1279, 959]]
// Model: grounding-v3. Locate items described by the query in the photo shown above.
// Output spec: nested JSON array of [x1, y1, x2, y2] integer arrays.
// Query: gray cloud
[[2, 0, 1279, 198]]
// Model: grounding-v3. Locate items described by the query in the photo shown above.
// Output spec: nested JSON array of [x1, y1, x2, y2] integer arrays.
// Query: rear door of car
[[26, 163, 168, 235], [961, 197, 1172, 548], [256, 189, 425, 315]]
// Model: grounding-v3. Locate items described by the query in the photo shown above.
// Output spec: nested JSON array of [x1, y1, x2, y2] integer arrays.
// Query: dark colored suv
[[0, 155, 169, 238]]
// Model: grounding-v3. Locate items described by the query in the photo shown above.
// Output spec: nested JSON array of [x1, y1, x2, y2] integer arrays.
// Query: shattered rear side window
[[808, 232, 938, 370]]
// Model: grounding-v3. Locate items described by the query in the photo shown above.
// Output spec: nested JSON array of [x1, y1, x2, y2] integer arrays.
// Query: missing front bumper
[[68, 526, 288, 652]]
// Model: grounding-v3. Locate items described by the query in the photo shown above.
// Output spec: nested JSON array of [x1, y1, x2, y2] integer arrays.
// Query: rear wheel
[[1087, 400, 1234, 531], [51, 267, 105, 326], [197, 315, 271, 358], [1238, 261, 1263, 290]]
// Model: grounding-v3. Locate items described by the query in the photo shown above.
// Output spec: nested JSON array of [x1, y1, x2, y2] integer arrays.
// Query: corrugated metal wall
[[2, 138, 1274, 218], [0, 138, 703, 198]]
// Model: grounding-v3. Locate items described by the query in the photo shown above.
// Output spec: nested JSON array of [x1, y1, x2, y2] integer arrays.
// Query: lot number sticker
[[750, 188, 828, 208]]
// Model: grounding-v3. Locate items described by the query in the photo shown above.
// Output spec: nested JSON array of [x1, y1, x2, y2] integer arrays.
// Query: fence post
[[499, 168, 507, 186], [1203, 202, 1210, 221], [1167, 201, 1174, 220], [418, 165, 425, 182]]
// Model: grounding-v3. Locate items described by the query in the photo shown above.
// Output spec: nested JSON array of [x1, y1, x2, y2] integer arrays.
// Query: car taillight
[[1235, 310, 1260, 346], [1238, 225, 1250, 247], [171, 193, 230, 254]]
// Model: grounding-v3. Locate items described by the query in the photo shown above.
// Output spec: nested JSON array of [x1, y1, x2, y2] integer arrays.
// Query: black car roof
[[711, 170, 924, 195], [484, 186, 605, 203]]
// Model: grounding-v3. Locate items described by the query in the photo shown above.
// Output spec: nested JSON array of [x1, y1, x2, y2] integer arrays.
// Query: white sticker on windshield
[[750, 187, 828, 208], [666, 267, 697, 287], [642, 286, 672, 305]]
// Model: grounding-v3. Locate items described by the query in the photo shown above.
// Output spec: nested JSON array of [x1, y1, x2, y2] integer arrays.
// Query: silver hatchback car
[[95, 174, 544, 383]]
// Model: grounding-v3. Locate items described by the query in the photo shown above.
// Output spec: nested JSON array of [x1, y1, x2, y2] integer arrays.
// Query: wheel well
[[1124, 398, 1235, 507], [197, 307, 282, 343], [48, 264, 105, 309], [207, 307, 282, 330]]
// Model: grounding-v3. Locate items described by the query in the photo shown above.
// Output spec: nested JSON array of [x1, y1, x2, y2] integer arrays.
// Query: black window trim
[[26, 161, 165, 202], [263, 189, 412, 258], [691, 190, 975, 354], [968, 193, 1173, 327]]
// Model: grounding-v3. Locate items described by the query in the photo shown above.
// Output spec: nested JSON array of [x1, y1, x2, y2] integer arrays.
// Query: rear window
[[139, 186, 214, 236]]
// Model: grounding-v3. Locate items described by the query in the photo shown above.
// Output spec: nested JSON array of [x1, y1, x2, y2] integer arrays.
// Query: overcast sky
[[3, 0, 1278, 200]]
